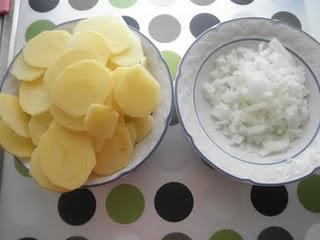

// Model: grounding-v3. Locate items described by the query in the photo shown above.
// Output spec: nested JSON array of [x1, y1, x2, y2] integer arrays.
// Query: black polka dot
[[170, 105, 179, 125], [58, 188, 96, 226], [66, 237, 88, 240], [272, 11, 302, 29], [123, 16, 140, 30], [258, 226, 293, 240], [155, 182, 193, 222], [29, 0, 59, 12], [251, 186, 288, 216], [190, 13, 220, 38], [162, 232, 192, 240], [231, 0, 254, 5], [19, 238, 37, 240]]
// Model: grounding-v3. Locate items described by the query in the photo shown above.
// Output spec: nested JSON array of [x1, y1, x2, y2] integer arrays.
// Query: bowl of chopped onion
[[175, 17, 320, 185]]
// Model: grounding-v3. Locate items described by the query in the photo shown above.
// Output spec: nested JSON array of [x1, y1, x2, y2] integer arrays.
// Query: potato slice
[[0, 94, 30, 137], [44, 48, 102, 94], [94, 125, 133, 176], [73, 16, 131, 54], [50, 105, 85, 131], [38, 123, 96, 190], [106, 60, 119, 71], [29, 148, 67, 192], [19, 78, 50, 115], [113, 65, 160, 117], [11, 53, 45, 82], [94, 138, 106, 153], [66, 30, 110, 63], [110, 32, 143, 66], [24, 30, 72, 68], [51, 59, 114, 117], [28, 112, 53, 145], [84, 104, 119, 139], [126, 122, 137, 144], [131, 115, 153, 142], [0, 120, 34, 158]]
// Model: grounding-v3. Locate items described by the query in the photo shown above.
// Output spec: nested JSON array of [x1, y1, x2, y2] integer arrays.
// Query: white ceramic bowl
[[1, 19, 173, 187], [175, 17, 320, 185]]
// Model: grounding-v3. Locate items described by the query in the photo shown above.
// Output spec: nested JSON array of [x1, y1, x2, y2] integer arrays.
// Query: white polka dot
[[150, 0, 176, 7], [306, 223, 320, 240]]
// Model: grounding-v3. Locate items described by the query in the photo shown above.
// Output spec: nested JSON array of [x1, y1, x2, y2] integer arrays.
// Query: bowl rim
[[175, 17, 320, 186], [1, 18, 174, 188]]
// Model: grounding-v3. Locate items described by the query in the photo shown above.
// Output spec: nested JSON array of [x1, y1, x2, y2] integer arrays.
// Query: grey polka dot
[[68, 0, 98, 10], [162, 232, 192, 240], [272, 11, 302, 29], [149, 15, 181, 43], [231, 0, 254, 5], [191, 0, 215, 5], [258, 227, 293, 240], [190, 13, 220, 37], [123, 16, 140, 30]]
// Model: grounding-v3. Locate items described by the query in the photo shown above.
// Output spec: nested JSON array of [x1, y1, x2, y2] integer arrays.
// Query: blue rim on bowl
[[1, 18, 174, 187], [175, 17, 320, 186]]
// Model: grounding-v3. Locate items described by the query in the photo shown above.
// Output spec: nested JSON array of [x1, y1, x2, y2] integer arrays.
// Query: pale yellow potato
[[66, 30, 110, 63], [73, 16, 131, 54], [19, 78, 50, 115], [126, 122, 137, 144], [84, 104, 119, 139], [131, 115, 153, 142], [51, 59, 114, 117], [44, 48, 102, 94], [106, 60, 119, 71], [29, 148, 67, 192], [24, 30, 72, 68], [94, 125, 133, 176], [113, 65, 160, 117], [94, 138, 106, 153], [38, 123, 96, 190], [49, 105, 85, 131], [11, 53, 45, 82], [110, 32, 144, 66], [0, 94, 30, 137], [28, 112, 53, 145], [0, 120, 34, 158]]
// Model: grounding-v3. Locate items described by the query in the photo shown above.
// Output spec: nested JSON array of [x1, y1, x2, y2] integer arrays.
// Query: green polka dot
[[106, 184, 144, 224], [25, 20, 55, 41], [14, 158, 30, 177], [109, 0, 137, 8], [298, 175, 320, 213], [162, 51, 181, 80], [210, 229, 243, 240]]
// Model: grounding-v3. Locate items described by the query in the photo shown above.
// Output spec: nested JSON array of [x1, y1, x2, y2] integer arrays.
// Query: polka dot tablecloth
[[0, 0, 320, 239]]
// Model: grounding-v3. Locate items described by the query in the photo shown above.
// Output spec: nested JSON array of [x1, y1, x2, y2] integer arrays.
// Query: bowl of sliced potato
[[0, 16, 173, 192]]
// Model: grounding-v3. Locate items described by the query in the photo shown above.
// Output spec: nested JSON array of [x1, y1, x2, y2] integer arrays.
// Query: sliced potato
[[0, 94, 30, 137], [0, 120, 34, 158], [113, 65, 160, 117], [74, 16, 132, 54], [94, 125, 133, 176], [94, 138, 106, 153], [126, 122, 137, 144], [84, 104, 119, 139], [11, 53, 45, 82], [66, 30, 110, 63], [50, 105, 85, 131], [44, 48, 103, 94], [38, 123, 96, 190], [19, 78, 50, 115], [131, 115, 153, 142], [51, 59, 114, 117], [29, 148, 67, 192], [106, 60, 119, 71], [24, 30, 72, 68], [28, 112, 53, 145], [110, 32, 143, 66]]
